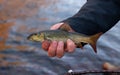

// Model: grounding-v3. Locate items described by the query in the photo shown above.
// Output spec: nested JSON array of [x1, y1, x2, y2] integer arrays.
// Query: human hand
[[42, 23, 76, 58]]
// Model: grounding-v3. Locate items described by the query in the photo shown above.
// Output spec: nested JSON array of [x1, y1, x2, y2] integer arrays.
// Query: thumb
[[50, 23, 64, 30], [51, 23, 74, 32], [59, 23, 74, 32]]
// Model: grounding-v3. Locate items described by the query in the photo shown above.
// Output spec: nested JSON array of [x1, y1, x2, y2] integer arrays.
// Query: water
[[0, 0, 120, 75]]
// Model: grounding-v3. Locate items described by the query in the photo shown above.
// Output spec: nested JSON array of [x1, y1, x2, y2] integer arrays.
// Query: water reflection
[[0, 22, 14, 50], [0, 0, 59, 50]]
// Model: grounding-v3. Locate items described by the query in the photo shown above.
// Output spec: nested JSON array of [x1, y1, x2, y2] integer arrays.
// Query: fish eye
[[34, 33, 41, 37], [32, 33, 38, 37]]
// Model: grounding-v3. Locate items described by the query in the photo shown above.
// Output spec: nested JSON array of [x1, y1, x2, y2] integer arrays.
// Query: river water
[[0, 0, 120, 75]]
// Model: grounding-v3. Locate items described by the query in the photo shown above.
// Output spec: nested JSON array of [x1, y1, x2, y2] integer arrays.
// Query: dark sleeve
[[62, 0, 120, 35]]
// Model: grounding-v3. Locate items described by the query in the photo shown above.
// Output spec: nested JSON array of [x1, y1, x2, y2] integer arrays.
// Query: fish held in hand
[[27, 30, 102, 53]]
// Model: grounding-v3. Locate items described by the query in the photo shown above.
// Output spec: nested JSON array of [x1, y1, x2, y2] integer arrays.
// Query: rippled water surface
[[0, 0, 120, 75]]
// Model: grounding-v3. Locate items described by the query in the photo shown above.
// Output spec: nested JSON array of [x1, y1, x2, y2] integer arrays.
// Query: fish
[[27, 30, 102, 53]]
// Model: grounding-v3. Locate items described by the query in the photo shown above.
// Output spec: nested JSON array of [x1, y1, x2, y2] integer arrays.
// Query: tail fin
[[89, 32, 103, 53]]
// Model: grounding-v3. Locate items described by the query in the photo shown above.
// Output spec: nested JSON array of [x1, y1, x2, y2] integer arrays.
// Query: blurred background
[[0, 0, 120, 75]]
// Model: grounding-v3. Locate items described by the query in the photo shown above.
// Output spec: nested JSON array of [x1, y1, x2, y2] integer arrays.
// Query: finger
[[67, 39, 76, 52], [103, 62, 119, 70], [56, 41, 64, 58], [48, 41, 57, 57], [50, 23, 64, 30], [42, 40, 50, 51]]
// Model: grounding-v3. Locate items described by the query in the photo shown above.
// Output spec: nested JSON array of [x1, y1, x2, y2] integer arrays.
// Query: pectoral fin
[[76, 43, 83, 49]]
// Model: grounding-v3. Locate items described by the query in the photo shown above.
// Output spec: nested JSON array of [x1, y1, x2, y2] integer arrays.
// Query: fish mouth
[[27, 35, 31, 40], [27, 33, 38, 40], [27, 34, 35, 40]]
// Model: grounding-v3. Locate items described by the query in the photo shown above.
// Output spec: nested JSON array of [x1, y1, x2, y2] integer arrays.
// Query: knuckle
[[56, 42, 64, 58], [42, 41, 50, 51]]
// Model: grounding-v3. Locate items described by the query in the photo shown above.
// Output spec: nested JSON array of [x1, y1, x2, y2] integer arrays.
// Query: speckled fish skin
[[27, 30, 102, 53]]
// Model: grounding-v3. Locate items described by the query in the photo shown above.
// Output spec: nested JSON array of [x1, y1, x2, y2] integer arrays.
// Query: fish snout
[[27, 33, 37, 40]]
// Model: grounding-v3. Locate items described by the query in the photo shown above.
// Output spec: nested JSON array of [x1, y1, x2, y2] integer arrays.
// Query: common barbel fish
[[27, 30, 102, 53]]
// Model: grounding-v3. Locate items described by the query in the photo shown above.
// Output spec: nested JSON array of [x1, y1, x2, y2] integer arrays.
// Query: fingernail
[[57, 56, 63, 58], [67, 39, 75, 52]]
